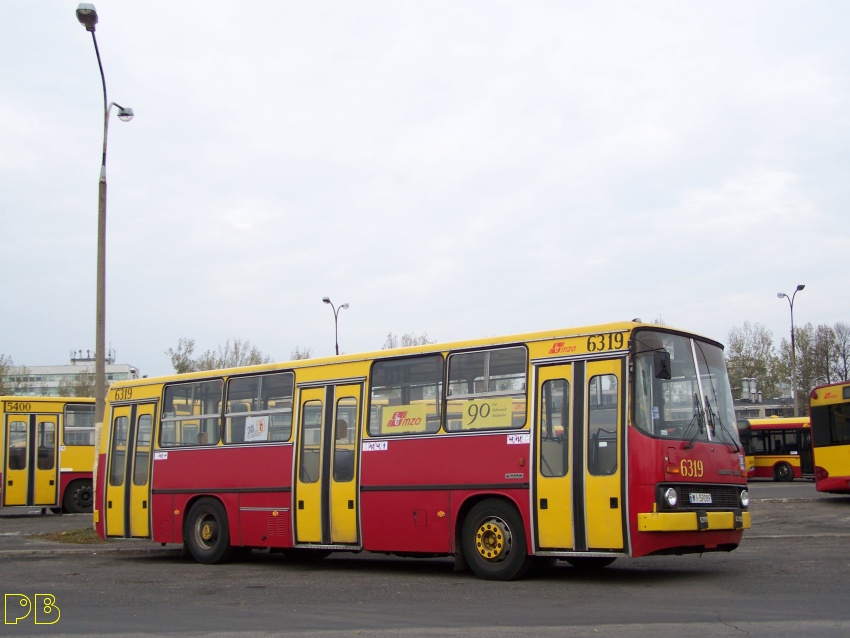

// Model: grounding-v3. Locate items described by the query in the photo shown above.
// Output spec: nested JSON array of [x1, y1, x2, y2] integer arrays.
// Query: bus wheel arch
[[184, 497, 235, 564], [63, 479, 93, 514], [774, 462, 794, 482], [460, 497, 531, 581]]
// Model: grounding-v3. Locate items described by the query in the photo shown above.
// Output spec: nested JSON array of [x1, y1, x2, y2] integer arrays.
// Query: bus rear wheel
[[63, 480, 93, 514], [185, 498, 235, 564], [774, 462, 794, 482], [461, 499, 530, 581]]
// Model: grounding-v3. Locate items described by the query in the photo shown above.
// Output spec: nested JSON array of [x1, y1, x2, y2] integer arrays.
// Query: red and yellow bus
[[738, 417, 813, 482], [809, 381, 850, 494], [2, 396, 96, 513], [94, 322, 750, 580]]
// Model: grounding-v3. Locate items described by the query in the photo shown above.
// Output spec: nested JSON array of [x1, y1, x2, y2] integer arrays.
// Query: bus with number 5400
[[94, 321, 750, 580], [2, 396, 96, 513]]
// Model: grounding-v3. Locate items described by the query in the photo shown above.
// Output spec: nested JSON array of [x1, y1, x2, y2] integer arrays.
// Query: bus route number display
[[463, 398, 513, 429]]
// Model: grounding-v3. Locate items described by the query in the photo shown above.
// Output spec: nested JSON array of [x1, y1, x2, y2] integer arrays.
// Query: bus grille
[[668, 484, 743, 510]]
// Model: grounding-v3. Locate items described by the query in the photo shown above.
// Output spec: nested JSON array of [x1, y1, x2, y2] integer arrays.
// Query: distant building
[[733, 377, 795, 419], [3, 349, 140, 397]]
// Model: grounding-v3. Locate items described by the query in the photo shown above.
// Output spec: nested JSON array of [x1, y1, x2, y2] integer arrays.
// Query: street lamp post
[[76, 3, 133, 426], [322, 297, 349, 355], [777, 284, 806, 417]]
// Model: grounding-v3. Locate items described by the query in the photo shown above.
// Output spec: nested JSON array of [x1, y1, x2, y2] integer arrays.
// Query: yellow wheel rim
[[474, 518, 510, 561]]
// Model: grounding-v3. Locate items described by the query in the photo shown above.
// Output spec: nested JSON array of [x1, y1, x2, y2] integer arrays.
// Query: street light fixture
[[777, 284, 805, 417], [322, 297, 350, 355], [76, 3, 134, 426]]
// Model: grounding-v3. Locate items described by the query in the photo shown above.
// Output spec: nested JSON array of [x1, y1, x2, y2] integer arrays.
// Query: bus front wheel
[[185, 498, 235, 564], [461, 499, 531, 581], [774, 462, 794, 482]]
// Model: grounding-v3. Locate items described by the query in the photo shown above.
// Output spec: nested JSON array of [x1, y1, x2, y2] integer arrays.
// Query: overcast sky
[[2, 1, 848, 378]]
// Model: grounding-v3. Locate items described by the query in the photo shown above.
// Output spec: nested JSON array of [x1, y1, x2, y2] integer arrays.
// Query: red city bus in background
[[738, 417, 813, 482], [94, 322, 750, 580]]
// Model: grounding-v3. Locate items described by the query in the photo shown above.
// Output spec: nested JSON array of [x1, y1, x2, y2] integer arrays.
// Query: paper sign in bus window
[[382, 404, 428, 434], [245, 416, 269, 442]]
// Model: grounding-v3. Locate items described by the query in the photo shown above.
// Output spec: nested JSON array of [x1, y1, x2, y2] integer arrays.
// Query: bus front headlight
[[739, 489, 749, 508], [663, 487, 679, 508]]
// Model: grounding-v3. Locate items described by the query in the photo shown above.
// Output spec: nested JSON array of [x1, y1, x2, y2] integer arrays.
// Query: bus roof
[[110, 321, 725, 392], [743, 416, 810, 430]]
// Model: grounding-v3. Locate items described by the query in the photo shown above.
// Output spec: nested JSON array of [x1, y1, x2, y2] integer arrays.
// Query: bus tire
[[565, 557, 617, 570], [774, 462, 794, 482], [461, 498, 531, 581], [185, 498, 235, 564], [63, 480, 93, 514]]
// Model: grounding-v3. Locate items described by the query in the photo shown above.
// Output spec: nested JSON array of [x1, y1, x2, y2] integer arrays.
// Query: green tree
[[382, 332, 435, 350], [57, 370, 96, 397], [166, 338, 272, 373], [725, 322, 779, 399]]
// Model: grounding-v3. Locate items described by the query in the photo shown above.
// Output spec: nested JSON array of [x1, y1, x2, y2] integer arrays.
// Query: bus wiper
[[683, 393, 706, 450], [706, 399, 740, 452]]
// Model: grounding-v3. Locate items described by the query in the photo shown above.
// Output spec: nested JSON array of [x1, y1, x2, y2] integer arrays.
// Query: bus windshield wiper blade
[[683, 393, 705, 450], [707, 402, 740, 452]]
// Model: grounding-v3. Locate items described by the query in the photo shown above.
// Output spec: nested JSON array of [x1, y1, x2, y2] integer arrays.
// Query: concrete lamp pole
[[76, 3, 133, 426], [777, 284, 805, 417], [322, 297, 350, 355]]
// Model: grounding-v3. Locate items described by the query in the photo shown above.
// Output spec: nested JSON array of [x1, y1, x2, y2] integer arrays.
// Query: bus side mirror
[[654, 351, 671, 380]]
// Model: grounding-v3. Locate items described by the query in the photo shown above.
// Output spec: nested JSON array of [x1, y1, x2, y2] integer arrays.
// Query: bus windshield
[[632, 330, 738, 446]]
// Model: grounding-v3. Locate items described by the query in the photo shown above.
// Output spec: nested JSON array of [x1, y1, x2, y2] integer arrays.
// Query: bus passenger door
[[105, 403, 155, 538], [2, 414, 58, 508], [534, 364, 574, 550], [294, 384, 361, 546], [3, 417, 29, 507], [32, 415, 58, 506], [583, 359, 625, 551], [128, 404, 155, 537]]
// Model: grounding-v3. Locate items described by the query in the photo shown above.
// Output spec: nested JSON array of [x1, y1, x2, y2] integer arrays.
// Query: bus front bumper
[[638, 510, 750, 532]]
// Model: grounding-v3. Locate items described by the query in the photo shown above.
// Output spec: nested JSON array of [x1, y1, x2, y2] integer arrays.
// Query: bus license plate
[[689, 493, 712, 504]]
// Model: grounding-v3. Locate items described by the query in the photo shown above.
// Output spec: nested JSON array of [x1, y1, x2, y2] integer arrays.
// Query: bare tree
[[833, 322, 850, 382], [813, 323, 838, 385], [166, 338, 272, 373], [165, 338, 198, 374], [382, 332, 435, 350], [0, 356, 29, 396], [290, 346, 313, 360], [57, 370, 96, 397], [0, 354, 15, 395]]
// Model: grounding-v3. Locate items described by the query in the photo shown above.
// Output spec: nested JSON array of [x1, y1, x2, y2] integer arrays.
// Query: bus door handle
[[610, 497, 618, 509]]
